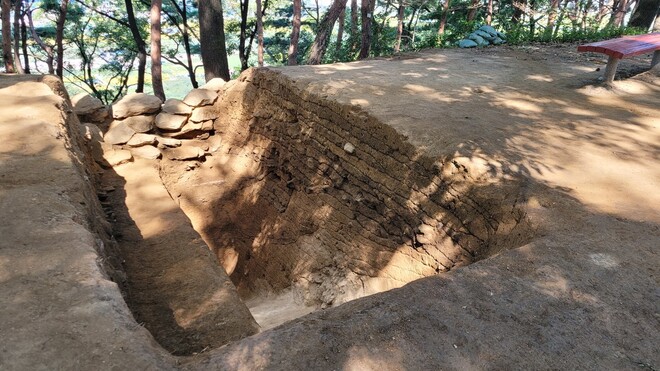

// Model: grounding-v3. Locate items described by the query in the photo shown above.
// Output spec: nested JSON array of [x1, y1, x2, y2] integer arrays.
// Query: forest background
[[1, 0, 658, 101]]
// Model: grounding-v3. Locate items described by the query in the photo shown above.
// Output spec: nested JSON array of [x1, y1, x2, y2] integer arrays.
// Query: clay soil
[[1, 43, 659, 370]]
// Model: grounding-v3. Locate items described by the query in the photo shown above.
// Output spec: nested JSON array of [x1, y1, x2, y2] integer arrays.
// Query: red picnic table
[[577, 33, 660, 83]]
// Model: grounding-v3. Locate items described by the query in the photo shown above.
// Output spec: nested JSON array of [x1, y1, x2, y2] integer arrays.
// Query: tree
[[198, 0, 230, 81], [609, 0, 629, 27], [13, 0, 24, 73], [256, 0, 264, 66], [125, 0, 148, 92], [307, 0, 347, 64], [150, 0, 165, 100], [359, 0, 372, 59], [161, 0, 199, 88], [26, 4, 55, 74], [288, 0, 301, 65], [64, 1, 136, 103], [628, 0, 659, 30], [394, 0, 404, 52], [437, 0, 450, 35], [2, 0, 14, 72], [20, 1, 29, 73], [55, 0, 69, 77]]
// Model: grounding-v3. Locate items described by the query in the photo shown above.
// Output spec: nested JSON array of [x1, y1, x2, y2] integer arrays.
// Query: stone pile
[[73, 78, 226, 167], [458, 25, 506, 48]]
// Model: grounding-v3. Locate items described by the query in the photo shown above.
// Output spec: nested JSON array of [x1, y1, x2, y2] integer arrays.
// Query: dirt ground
[[1, 43, 659, 370]]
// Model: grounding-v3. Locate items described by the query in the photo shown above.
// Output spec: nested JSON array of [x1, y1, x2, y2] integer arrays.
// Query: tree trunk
[[307, 0, 347, 64], [256, 0, 264, 67], [350, 0, 358, 51], [335, 5, 345, 55], [554, 0, 569, 36], [628, 0, 659, 29], [486, 0, 493, 24], [27, 9, 54, 74], [438, 0, 450, 35], [238, 0, 249, 70], [546, 0, 560, 36], [358, 0, 371, 59], [467, 0, 479, 21], [394, 0, 404, 52], [13, 0, 23, 73], [173, 0, 198, 88], [609, 0, 629, 27], [288, 0, 301, 65], [199, 0, 230, 81], [151, 0, 165, 100], [580, 0, 593, 30], [511, 0, 526, 23], [2, 0, 14, 73], [20, 7, 28, 73], [55, 0, 69, 78], [126, 0, 147, 92]]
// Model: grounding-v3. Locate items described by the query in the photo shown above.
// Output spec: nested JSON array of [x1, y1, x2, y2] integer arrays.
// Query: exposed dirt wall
[[160, 68, 535, 306], [0, 75, 173, 369]]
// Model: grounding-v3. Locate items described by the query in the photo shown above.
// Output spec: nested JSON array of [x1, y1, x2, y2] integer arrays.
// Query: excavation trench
[[155, 68, 535, 331]]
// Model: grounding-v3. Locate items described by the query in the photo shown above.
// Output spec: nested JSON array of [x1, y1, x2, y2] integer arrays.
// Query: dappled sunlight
[[402, 83, 460, 103], [342, 344, 405, 370], [526, 74, 554, 82]]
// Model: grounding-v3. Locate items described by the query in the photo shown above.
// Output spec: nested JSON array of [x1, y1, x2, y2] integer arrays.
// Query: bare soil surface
[[1, 43, 659, 370], [101, 158, 259, 355]]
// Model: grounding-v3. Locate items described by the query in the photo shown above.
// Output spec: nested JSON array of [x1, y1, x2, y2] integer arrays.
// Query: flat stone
[[104, 121, 135, 145], [162, 98, 193, 115], [190, 106, 219, 123], [155, 113, 188, 131], [103, 149, 133, 166], [72, 93, 104, 115], [155, 136, 182, 148], [130, 145, 161, 160], [127, 133, 157, 147], [207, 135, 223, 153], [72, 93, 109, 123], [160, 120, 214, 138], [122, 114, 155, 133], [112, 93, 162, 119], [163, 146, 205, 161], [183, 89, 218, 107], [200, 78, 227, 92]]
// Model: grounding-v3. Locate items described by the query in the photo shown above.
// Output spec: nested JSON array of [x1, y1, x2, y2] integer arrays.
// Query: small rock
[[207, 135, 223, 153], [113, 93, 162, 119], [80, 123, 103, 142], [162, 98, 193, 115], [155, 113, 188, 131], [127, 133, 157, 147], [80, 123, 105, 164], [200, 78, 227, 92], [183, 89, 218, 107], [164, 146, 206, 160], [130, 145, 161, 160], [343, 142, 355, 154], [103, 149, 133, 166], [121, 114, 156, 133], [104, 121, 135, 145], [155, 136, 182, 148], [190, 106, 219, 123]]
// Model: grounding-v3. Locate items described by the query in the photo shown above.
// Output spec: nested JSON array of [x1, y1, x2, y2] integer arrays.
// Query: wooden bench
[[577, 33, 660, 83]]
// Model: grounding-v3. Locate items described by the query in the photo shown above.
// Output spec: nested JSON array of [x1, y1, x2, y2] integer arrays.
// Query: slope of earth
[[184, 45, 660, 369], [0, 76, 175, 369]]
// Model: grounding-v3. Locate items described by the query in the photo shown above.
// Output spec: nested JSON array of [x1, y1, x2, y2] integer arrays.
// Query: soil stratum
[[0, 44, 658, 370]]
